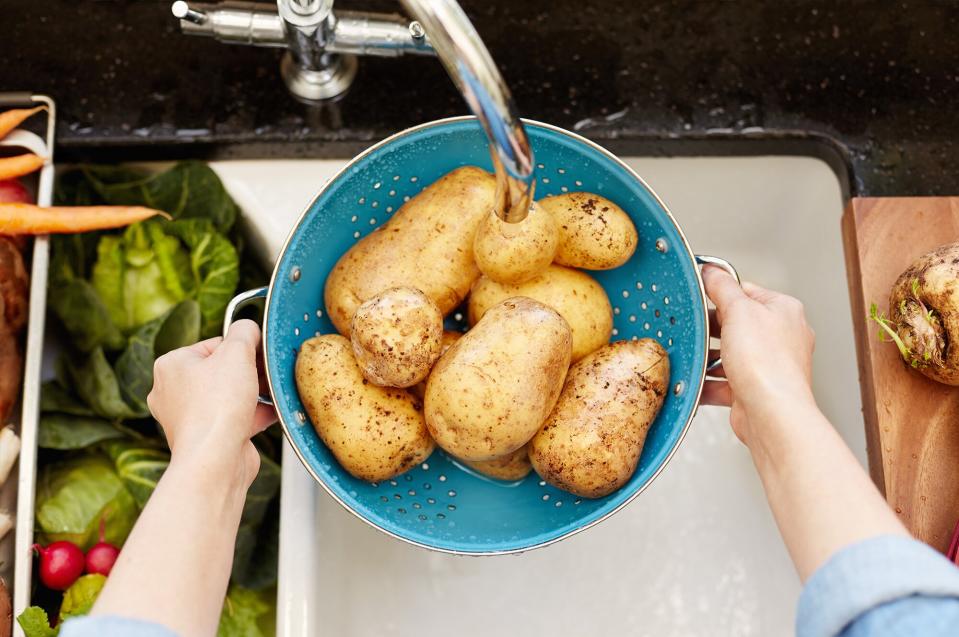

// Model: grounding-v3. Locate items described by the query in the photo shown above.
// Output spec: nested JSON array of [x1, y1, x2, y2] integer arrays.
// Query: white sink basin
[[210, 154, 853, 637]]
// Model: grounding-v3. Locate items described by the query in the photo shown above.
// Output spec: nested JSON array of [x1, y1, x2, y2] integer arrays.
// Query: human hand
[[701, 267, 817, 447], [147, 319, 276, 488]]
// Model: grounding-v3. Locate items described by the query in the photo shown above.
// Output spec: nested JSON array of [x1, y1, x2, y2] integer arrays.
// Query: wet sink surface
[[212, 155, 853, 637]]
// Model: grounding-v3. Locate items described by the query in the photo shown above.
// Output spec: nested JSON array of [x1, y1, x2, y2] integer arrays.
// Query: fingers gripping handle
[[223, 286, 273, 406], [695, 255, 741, 374]]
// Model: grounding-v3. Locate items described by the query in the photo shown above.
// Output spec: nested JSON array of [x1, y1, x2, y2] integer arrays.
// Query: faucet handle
[[171, 1, 207, 25]]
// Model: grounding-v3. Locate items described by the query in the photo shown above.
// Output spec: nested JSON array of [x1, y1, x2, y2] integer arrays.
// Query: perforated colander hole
[[423, 483, 431, 490], [393, 494, 402, 500], [554, 500, 563, 507], [404, 474, 413, 482], [290, 267, 301, 282], [542, 494, 550, 501], [295, 410, 306, 424], [560, 186, 569, 192], [651, 284, 658, 292], [372, 181, 381, 189], [628, 315, 636, 323], [386, 206, 393, 213], [303, 313, 309, 322], [421, 462, 430, 470], [294, 327, 300, 336], [408, 489, 416, 496], [668, 338, 674, 346], [397, 508, 406, 514], [369, 218, 377, 225], [631, 335, 639, 341], [669, 316, 676, 325], [316, 309, 323, 318], [636, 281, 643, 290], [538, 480, 546, 487], [388, 189, 396, 196], [575, 180, 583, 186], [643, 322, 650, 330], [418, 514, 427, 521], [641, 302, 648, 310], [353, 231, 360, 239], [380, 496, 388, 503], [574, 499, 582, 505], [655, 238, 669, 253], [622, 290, 629, 298], [447, 504, 456, 511], [410, 176, 418, 182], [314, 331, 320, 337], [613, 307, 620, 315], [674, 381, 685, 396], [389, 480, 398, 486], [370, 482, 378, 488], [413, 502, 421, 509], [438, 475, 447, 482], [359, 197, 366, 204], [427, 497, 436, 504], [557, 168, 566, 174], [393, 174, 400, 181], [371, 201, 379, 209], [612, 328, 619, 336], [436, 513, 445, 519], [403, 195, 410, 202], [447, 490, 456, 497], [542, 177, 550, 184], [537, 163, 545, 169], [351, 215, 358, 222], [664, 296, 670, 305], [657, 330, 663, 338]]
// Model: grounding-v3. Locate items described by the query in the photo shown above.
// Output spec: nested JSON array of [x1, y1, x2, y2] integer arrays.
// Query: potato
[[350, 286, 443, 388], [460, 444, 532, 481], [529, 339, 669, 498], [324, 166, 496, 335], [538, 192, 638, 270], [879, 242, 959, 385], [295, 334, 434, 481], [468, 265, 613, 362], [425, 297, 572, 461], [472, 202, 558, 284], [409, 330, 462, 400]]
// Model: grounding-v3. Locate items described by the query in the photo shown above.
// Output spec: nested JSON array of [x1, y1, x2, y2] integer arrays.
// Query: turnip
[[870, 242, 959, 385], [32, 541, 84, 591]]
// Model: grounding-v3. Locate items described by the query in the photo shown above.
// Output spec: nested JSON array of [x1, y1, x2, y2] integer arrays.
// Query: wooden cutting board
[[843, 197, 959, 553]]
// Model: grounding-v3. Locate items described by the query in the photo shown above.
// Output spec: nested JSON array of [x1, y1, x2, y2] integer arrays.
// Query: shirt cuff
[[797, 534, 959, 637], [60, 615, 180, 637]]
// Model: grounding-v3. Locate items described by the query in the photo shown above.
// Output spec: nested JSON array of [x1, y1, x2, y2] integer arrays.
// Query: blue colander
[[224, 115, 738, 554]]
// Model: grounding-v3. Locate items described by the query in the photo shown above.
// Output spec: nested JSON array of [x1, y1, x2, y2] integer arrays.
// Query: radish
[[33, 541, 84, 591], [870, 242, 959, 385], [0, 179, 28, 203], [84, 518, 119, 576]]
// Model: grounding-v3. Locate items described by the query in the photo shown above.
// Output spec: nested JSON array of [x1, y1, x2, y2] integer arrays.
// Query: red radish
[[0, 179, 28, 203], [85, 520, 119, 576], [32, 541, 84, 591]]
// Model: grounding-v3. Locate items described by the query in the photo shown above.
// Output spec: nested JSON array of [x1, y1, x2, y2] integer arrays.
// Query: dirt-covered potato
[[350, 286, 443, 388], [538, 192, 637, 270], [295, 334, 434, 481], [409, 330, 462, 400], [468, 265, 612, 362], [529, 339, 669, 498], [472, 202, 558, 284], [873, 242, 959, 385], [460, 444, 532, 481], [324, 166, 496, 335], [425, 297, 572, 461]]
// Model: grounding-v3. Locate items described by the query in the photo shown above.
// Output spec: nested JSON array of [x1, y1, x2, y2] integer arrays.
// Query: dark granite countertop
[[4, 0, 958, 198]]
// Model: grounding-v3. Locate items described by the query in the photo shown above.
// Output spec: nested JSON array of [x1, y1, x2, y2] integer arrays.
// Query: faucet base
[[281, 52, 358, 102]]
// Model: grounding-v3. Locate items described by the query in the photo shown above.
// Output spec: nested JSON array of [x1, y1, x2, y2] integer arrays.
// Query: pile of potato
[[295, 167, 669, 499]]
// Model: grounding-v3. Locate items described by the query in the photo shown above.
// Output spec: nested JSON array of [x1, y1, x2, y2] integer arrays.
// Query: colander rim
[[262, 115, 710, 555]]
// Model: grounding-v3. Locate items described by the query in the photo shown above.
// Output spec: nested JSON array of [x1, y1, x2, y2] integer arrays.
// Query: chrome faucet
[[172, 0, 535, 222], [171, 0, 433, 102]]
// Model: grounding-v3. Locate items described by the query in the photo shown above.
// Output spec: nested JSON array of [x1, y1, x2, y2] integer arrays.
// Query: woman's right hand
[[701, 266, 817, 447]]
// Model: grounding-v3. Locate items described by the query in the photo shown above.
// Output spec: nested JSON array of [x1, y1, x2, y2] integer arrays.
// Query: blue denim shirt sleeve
[[59, 615, 179, 637], [798, 534, 959, 637]]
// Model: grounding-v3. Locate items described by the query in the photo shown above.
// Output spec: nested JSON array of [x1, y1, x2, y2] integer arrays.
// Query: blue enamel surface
[[265, 119, 707, 553]]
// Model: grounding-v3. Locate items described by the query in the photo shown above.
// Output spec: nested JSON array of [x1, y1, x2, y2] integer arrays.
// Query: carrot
[[0, 154, 45, 180], [0, 106, 45, 140], [0, 203, 170, 235]]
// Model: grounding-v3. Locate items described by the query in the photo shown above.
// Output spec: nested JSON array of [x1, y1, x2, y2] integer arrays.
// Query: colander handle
[[695, 255, 741, 374], [223, 286, 274, 406], [400, 0, 535, 223]]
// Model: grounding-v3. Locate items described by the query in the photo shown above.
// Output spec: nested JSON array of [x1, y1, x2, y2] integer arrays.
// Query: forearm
[[91, 452, 247, 637], [747, 396, 909, 581]]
